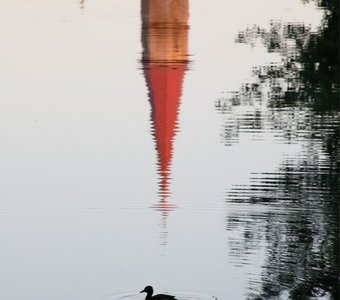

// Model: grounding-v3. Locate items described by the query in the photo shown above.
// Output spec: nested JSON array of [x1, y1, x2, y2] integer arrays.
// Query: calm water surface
[[0, 0, 339, 299]]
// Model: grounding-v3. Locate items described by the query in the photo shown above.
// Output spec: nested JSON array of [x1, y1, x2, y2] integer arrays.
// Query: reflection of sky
[[0, 1, 326, 299]]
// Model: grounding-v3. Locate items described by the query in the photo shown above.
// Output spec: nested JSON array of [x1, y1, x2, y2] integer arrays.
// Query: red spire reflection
[[146, 65, 186, 200], [141, 0, 189, 245]]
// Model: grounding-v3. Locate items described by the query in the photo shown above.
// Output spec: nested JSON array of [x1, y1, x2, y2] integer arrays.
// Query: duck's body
[[140, 286, 176, 300], [146, 294, 175, 300]]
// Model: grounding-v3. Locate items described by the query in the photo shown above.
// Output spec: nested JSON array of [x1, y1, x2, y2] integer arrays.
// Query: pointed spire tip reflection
[[141, 0, 190, 246]]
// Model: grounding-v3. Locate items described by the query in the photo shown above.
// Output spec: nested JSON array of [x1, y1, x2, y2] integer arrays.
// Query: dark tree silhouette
[[220, 0, 339, 298]]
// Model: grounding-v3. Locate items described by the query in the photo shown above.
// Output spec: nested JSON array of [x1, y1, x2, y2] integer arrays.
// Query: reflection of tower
[[80, 0, 85, 10], [141, 0, 189, 245]]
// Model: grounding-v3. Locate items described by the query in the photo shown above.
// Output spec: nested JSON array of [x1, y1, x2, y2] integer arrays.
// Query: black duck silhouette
[[140, 286, 176, 300]]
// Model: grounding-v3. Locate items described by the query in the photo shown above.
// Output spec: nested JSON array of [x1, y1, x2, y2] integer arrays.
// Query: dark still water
[[0, 0, 338, 299]]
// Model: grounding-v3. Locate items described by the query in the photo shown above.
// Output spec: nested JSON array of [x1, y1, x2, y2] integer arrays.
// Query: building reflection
[[80, 0, 85, 10], [141, 0, 189, 245]]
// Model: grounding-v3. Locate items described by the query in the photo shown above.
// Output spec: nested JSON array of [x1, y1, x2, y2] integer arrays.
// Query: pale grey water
[[0, 1, 339, 299]]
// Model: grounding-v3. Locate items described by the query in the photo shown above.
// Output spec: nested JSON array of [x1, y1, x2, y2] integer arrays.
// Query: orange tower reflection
[[141, 0, 189, 245], [80, 0, 85, 9]]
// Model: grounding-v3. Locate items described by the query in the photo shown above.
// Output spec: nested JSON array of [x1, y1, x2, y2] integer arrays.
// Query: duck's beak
[[140, 290, 145, 293]]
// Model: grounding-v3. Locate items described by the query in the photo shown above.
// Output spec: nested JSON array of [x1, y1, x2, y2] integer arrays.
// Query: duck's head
[[140, 286, 154, 295]]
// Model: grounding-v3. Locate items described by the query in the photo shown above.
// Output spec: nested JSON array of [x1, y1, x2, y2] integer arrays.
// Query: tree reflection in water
[[217, 0, 339, 298]]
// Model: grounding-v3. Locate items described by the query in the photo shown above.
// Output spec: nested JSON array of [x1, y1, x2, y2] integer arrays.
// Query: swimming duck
[[140, 286, 176, 300]]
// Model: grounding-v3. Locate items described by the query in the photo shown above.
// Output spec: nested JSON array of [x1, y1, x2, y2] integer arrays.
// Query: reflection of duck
[[140, 286, 176, 300]]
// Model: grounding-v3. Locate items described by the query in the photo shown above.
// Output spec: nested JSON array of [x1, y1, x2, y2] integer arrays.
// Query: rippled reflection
[[1, 0, 338, 299], [218, 1, 339, 298], [141, 0, 189, 245]]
